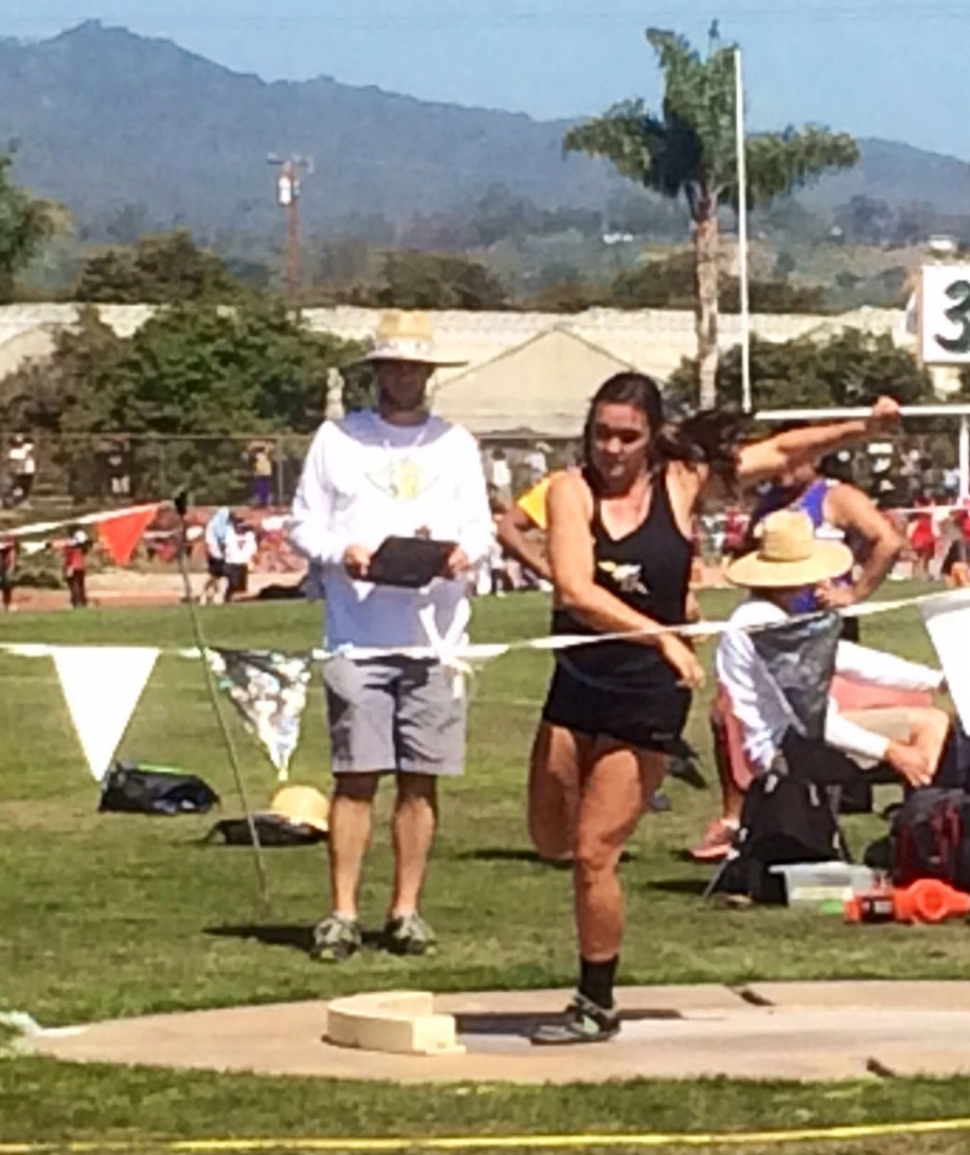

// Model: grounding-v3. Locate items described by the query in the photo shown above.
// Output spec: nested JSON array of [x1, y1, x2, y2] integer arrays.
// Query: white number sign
[[921, 264, 970, 365]]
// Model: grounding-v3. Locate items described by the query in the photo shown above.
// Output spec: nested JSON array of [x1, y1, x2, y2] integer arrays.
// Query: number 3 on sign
[[922, 265, 970, 364]]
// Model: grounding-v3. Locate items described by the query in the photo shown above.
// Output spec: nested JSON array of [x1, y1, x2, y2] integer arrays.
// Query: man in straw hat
[[290, 310, 493, 962], [714, 509, 950, 798]]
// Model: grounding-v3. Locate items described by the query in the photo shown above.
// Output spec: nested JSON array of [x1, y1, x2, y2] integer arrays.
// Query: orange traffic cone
[[845, 879, 970, 924], [893, 879, 970, 924]]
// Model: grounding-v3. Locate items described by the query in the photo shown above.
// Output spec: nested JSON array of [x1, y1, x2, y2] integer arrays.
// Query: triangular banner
[[52, 647, 159, 781], [206, 649, 312, 781], [97, 504, 161, 566]]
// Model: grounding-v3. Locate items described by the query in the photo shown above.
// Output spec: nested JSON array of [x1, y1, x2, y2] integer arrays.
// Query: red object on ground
[[845, 879, 970, 924], [894, 879, 970, 923]]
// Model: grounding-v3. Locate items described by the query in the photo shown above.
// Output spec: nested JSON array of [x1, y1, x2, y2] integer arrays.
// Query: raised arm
[[546, 473, 705, 687], [818, 483, 904, 607], [736, 397, 901, 485]]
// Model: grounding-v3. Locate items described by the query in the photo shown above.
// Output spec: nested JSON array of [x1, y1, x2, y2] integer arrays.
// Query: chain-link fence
[[0, 432, 315, 511], [0, 430, 583, 513]]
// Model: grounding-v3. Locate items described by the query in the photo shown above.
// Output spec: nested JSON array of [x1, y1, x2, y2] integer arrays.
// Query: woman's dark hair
[[581, 372, 741, 493]]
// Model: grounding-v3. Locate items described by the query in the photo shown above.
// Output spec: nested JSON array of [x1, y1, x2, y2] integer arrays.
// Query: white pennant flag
[[52, 647, 159, 781], [921, 591, 970, 735]]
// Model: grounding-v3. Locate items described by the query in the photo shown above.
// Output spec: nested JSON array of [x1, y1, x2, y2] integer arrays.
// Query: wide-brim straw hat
[[349, 310, 467, 367], [725, 510, 853, 589], [267, 784, 329, 834]]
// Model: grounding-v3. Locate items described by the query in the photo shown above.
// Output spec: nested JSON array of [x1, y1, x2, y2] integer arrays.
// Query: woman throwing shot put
[[529, 373, 901, 1045]]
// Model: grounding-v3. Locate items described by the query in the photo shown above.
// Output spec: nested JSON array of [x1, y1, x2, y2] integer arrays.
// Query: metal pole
[[960, 415, 969, 499], [757, 405, 970, 420], [173, 492, 272, 919], [275, 434, 284, 507], [286, 165, 300, 302], [735, 48, 752, 415]]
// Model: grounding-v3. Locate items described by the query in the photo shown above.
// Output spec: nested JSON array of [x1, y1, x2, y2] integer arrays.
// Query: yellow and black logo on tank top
[[598, 559, 648, 595]]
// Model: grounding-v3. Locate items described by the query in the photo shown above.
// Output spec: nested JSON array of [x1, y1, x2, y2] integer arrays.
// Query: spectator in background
[[251, 442, 274, 508], [0, 535, 18, 612], [488, 449, 512, 505], [722, 504, 748, 559], [908, 493, 937, 579], [525, 442, 549, 486], [106, 439, 131, 499], [8, 435, 36, 507], [202, 506, 232, 605], [944, 466, 961, 498], [60, 530, 90, 609], [223, 513, 258, 603]]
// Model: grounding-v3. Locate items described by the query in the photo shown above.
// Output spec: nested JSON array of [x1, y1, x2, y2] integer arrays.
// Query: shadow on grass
[[205, 924, 316, 952], [642, 876, 712, 896], [205, 924, 394, 953], [457, 848, 634, 867]]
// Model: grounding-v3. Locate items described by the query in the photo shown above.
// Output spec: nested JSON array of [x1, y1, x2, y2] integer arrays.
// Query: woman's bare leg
[[527, 721, 585, 862], [574, 740, 668, 962]]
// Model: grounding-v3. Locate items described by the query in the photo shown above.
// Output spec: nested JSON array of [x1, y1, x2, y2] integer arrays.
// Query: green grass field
[[3, 584, 970, 1152]]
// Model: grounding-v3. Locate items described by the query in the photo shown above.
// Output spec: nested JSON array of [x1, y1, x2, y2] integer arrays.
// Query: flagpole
[[173, 492, 272, 919], [735, 47, 752, 414]]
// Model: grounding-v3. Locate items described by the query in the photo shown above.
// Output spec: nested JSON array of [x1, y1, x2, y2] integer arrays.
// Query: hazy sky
[[5, 0, 970, 158]]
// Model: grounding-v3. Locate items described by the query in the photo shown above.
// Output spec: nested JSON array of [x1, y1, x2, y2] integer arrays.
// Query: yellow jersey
[[515, 475, 552, 531]]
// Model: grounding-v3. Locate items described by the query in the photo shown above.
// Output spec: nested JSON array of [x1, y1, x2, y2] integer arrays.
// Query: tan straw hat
[[267, 785, 330, 834], [351, 310, 467, 366], [725, 510, 853, 589]]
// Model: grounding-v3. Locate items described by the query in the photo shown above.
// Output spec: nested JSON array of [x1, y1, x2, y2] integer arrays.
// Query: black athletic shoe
[[382, 912, 437, 956], [666, 743, 708, 790], [310, 914, 362, 962], [530, 993, 620, 1045]]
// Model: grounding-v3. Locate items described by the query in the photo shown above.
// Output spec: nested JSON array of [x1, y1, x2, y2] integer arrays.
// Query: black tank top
[[552, 467, 692, 691]]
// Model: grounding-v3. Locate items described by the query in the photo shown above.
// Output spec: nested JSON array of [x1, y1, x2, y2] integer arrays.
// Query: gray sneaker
[[310, 914, 362, 962], [530, 993, 620, 1045], [382, 912, 437, 956]]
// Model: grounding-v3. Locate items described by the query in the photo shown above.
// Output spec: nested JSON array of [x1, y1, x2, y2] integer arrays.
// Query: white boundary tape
[[1, 588, 967, 667], [3, 503, 164, 540]]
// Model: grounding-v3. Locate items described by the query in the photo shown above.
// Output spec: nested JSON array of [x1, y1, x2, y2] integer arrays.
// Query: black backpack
[[99, 762, 220, 816], [207, 814, 326, 847], [714, 770, 843, 904], [891, 788, 970, 891]]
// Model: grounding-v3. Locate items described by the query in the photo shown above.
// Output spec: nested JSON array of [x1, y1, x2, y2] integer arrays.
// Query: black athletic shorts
[[541, 658, 691, 754], [207, 554, 225, 579]]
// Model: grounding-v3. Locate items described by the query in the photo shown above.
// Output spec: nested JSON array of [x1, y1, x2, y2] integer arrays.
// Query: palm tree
[[564, 30, 859, 408]]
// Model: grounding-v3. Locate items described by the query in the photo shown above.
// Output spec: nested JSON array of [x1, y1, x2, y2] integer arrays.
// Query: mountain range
[[2, 21, 970, 238]]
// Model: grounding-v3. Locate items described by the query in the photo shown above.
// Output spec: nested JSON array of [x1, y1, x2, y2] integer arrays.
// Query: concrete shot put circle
[[27, 981, 970, 1083]]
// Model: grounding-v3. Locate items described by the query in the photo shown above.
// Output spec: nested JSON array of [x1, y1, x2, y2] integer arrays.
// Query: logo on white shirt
[[366, 458, 437, 502]]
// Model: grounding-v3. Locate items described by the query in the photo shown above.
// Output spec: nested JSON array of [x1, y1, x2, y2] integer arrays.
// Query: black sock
[[579, 955, 618, 1011]]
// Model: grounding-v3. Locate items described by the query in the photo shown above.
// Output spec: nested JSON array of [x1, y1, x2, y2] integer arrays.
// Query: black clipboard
[[367, 536, 456, 588]]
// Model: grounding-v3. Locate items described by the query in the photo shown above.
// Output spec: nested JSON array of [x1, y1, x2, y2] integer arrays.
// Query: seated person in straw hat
[[711, 510, 950, 813]]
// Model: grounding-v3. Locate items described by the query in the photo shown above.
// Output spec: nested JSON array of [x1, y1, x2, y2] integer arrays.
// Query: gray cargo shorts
[[322, 654, 466, 776]]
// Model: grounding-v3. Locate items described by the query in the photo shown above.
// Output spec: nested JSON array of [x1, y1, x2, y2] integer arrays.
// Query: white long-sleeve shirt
[[716, 598, 944, 771], [224, 527, 257, 567], [289, 410, 493, 649]]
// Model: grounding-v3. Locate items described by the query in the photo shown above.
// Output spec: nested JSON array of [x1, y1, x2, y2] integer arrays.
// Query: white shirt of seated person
[[716, 597, 944, 772]]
